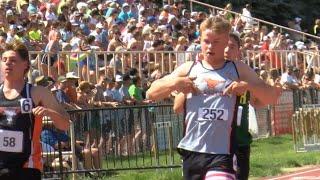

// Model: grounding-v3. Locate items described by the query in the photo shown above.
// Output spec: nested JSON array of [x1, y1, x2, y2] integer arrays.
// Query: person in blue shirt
[[118, 3, 130, 22], [128, 4, 139, 20]]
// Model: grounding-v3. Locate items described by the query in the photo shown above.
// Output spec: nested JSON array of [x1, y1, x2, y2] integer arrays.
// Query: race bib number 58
[[0, 129, 23, 152], [198, 108, 228, 121]]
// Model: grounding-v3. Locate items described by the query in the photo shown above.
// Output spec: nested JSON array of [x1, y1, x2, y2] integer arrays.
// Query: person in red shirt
[[261, 36, 270, 51]]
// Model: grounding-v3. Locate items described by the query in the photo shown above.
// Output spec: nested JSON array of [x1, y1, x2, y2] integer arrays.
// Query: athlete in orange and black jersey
[[0, 41, 69, 179], [0, 83, 42, 178]]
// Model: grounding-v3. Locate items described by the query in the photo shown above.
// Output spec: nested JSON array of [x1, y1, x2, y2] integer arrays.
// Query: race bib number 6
[[0, 129, 23, 152], [20, 98, 33, 114], [198, 108, 228, 121]]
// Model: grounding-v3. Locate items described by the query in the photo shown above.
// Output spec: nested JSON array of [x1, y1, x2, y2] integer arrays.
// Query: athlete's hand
[[174, 76, 199, 94], [223, 81, 249, 96], [32, 106, 50, 117], [108, 102, 119, 107]]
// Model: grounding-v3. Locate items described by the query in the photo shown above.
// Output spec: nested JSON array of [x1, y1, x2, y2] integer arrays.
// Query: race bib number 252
[[198, 108, 228, 121]]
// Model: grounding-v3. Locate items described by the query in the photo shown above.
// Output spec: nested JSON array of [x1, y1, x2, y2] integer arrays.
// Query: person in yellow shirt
[[28, 22, 44, 50], [28, 22, 42, 42]]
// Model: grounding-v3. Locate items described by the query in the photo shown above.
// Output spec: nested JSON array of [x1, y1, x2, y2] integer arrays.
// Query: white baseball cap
[[66, 72, 79, 79], [115, 74, 123, 82], [295, 17, 302, 22], [96, 23, 104, 29]]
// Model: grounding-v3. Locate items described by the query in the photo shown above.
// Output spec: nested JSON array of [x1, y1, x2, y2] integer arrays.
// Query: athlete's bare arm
[[250, 96, 268, 108], [32, 86, 70, 131], [224, 61, 281, 106], [173, 92, 186, 114], [146, 62, 196, 101]]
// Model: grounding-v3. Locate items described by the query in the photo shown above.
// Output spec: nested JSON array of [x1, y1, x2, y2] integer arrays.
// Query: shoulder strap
[[26, 83, 31, 99], [26, 83, 35, 140], [186, 60, 197, 76], [231, 61, 240, 79]]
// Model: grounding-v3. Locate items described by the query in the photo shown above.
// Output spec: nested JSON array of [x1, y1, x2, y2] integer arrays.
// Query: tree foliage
[[195, 0, 320, 33]]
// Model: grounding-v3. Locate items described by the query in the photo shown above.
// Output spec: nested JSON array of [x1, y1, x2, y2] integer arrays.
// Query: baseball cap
[[295, 17, 302, 22], [6, 9, 13, 16], [57, 76, 67, 82], [96, 23, 103, 29], [17, 25, 25, 33], [122, 3, 129, 8], [115, 74, 123, 82], [35, 76, 55, 87], [163, 5, 170, 10], [66, 72, 79, 79], [9, 24, 17, 30]]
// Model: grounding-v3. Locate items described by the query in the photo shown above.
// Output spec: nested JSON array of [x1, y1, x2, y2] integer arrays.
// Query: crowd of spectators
[[0, 0, 317, 91], [0, 0, 320, 173]]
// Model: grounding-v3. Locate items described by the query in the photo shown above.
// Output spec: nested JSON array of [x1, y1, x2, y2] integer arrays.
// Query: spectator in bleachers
[[128, 76, 143, 102], [90, 22, 108, 50], [76, 81, 96, 108], [42, 27, 61, 78], [103, 77, 123, 105], [292, 17, 303, 41], [267, 68, 282, 87], [219, 3, 234, 23], [175, 36, 188, 67], [302, 68, 319, 89], [108, 29, 124, 51], [314, 19, 320, 36], [64, 72, 79, 104], [118, 3, 130, 23], [314, 68, 320, 84], [241, 4, 254, 32], [60, 21, 73, 43], [280, 66, 300, 90]]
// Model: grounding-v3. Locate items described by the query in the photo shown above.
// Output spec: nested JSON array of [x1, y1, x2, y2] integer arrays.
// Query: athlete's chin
[[205, 54, 215, 59], [3, 73, 19, 80]]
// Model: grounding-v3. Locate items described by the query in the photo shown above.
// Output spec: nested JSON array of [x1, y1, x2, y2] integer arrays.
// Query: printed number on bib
[[20, 98, 33, 114], [198, 108, 228, 121], [0, 129, 23, 152]]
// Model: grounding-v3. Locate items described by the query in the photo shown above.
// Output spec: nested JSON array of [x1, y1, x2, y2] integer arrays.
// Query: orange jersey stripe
[[24, 115, 43, 171]]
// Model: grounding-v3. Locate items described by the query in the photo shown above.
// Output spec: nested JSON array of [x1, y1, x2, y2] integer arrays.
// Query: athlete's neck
[[3, 78, 25, 91], [202, 58, 226, 69]]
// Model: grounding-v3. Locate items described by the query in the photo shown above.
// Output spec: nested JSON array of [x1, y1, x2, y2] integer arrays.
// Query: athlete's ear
[[23, 61, 30, 75]]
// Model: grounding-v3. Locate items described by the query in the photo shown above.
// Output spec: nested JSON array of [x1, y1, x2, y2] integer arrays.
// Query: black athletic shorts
[[41, 54, 58, 66], [178, 149, 235, 180], [0, 168, 41, 180], [236, 145, 250, 180]]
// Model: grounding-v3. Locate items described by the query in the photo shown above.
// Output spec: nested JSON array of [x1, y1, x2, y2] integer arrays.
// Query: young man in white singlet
[[146, 17, 280, 180]]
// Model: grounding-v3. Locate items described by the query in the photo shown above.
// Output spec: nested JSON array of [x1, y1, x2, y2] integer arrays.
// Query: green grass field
[[73, 135, 320, 179]]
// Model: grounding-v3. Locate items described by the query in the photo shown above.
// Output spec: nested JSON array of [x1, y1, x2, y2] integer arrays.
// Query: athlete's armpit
[[31, 86, 70, 131]]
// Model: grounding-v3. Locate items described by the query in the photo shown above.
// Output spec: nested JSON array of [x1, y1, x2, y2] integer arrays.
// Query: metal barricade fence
[[291, 88, 320, 152], [27, 49, 320, 85], [255, 106, 271, 138], [42, 104, 184, 179], [40, 89, 320, 178], [246, 50, 320, 73], [292, 106, 320, 152], [28, 50, 199, 84], [255, 89, 319, 137]]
